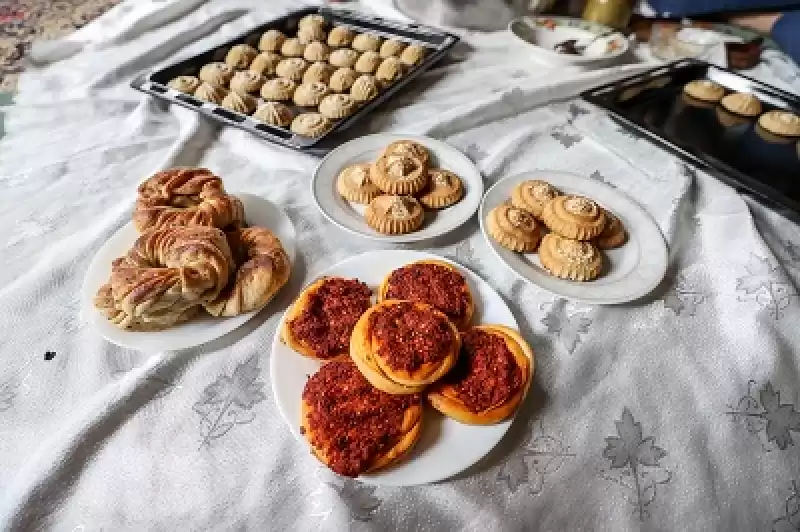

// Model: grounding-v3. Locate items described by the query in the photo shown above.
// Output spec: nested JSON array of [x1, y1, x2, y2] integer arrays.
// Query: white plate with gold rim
[[81, 193, 296, 352], [479, 171, 668, 304], [311, 134, 484, 243], [270, 250, 531, 486]]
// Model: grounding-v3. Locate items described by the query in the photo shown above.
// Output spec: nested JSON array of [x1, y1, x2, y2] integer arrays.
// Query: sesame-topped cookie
[[538, 233, 603, 281], [541, 195, 607, 241], [365, 195, 425, 235], [485, 204, 544, 252], [510, 180, 560, 220]]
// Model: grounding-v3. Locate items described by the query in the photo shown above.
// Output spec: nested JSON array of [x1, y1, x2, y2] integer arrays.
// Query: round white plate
[[480, 171, 668, 305], [311, 134, 484, 243], [81, 193, 297, 352], [270, 250, 526, 486]]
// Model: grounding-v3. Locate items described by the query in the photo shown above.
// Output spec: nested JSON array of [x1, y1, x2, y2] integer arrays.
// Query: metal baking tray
[[131, 7, 458, 153], [582, 59, 800, 215]]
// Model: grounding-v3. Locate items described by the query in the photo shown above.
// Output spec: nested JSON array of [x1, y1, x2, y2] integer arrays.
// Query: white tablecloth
[[2, 1, 800, 530]]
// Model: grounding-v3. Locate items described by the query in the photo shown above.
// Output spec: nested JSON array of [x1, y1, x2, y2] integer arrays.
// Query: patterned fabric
[[0, 0, 119, 92], [1, 0, 800, 530]]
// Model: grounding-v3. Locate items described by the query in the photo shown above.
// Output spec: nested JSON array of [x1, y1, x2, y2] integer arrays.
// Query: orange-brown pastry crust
[[538, 233, 603, 281], [510, 180, 560, 220], [381, 140, 430, 167], [426, 325, 533, 425], [378, 260, 474, 330], [364, 195, 424, 235], [336, 163, 381, 204], [281, 276, 372, 361], [301, 360, 422, 477], [541, 195, 607, 240], [594, 210, 627, 249], [350, 300, 461, 394], [486, 204, 544, 252], [371, 154, 428, 195], [418, 169, 463, 209]]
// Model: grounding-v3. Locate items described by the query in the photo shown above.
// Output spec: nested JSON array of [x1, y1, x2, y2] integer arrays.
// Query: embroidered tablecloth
[[2, 0, 800, 530]]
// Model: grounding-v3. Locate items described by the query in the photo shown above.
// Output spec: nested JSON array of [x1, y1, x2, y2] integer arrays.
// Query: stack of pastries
[[94, 168, 291, 331], [166, 13, 429, 138], [280, 259, 534, 477], [336, 139, 465, 235], [486, 179, 627, 281]]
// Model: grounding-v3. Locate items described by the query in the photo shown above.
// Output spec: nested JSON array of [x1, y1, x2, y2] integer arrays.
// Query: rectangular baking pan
[[582, 59, 800, 215], [131, 7, 458, 153]]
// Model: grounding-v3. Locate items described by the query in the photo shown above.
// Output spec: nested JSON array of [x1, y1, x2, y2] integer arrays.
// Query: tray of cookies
[[582, 59, 800, 215], [131, 7, 459, 152]]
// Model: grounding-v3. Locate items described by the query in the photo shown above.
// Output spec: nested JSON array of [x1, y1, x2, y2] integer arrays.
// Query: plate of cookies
[[270, 250, 535, 486], [312, 134, 484, 242], [480, 170, 668, 304], [81, 168, 296, 352]]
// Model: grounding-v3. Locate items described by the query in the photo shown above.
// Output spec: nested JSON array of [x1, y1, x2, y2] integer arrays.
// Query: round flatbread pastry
[[378, 259, 474, 330], [281, 276, 372, 361], [301, 360, 423, 477], [682, 79, 725, 102], [365, 195, 425, 235], [758, 110, 800, 137], [486, 204, 544, 252], [510, 179, 560, 220], [336, 163, 381, 204], [350, 300, 461, 394], [541, 195, 607, 240], [426, 325, 533, 425], [720, 92, 762, 117], [538, 233, 603, 281], [418, 169, 464, 209]]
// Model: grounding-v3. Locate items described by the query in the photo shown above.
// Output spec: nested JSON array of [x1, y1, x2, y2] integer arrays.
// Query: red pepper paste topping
[[446, 330, 523, 413], [370, 302, 454, 372], [289, 278, 371, 359], [385, 263, 469, 321], [303, 361, 420, 477]]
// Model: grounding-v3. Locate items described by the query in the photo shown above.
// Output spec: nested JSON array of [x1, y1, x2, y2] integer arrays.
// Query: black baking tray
[[130, 7, 458, 153], [582, 59, 800, 215]]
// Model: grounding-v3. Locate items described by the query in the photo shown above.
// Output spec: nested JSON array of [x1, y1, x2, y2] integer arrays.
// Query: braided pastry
[[204, 228, 291, 317], [133, 168, 244, 232], [94, 226, 233, 330]]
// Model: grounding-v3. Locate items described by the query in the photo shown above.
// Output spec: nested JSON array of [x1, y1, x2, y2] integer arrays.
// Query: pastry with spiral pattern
[[538, 233, 603, 281]]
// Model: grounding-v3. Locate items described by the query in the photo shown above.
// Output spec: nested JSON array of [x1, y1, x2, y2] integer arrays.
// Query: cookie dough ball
[[298, 24, 326, 45], [400, 44, 426, 66], [329, 67, 358, 92], [249, 51, 281, 76], [355, 51, 382, 74], [276, 58, 309, 82], [293, 82, 331, 107], [303, 61, 335, 84], [350, 74, 380, 102], [225, 44, 258, 69], [319, 93, 358, 119], [329, 48, 359, 68], [380, 38, 407, 58], [261, 77, 297, 101], [198, 62, 234, 87], [303, 41, 330, 62], [352, 33, 383, 53], [281, 38, 306, 58], [376, 57, 405, 84], [328, 26, 356, 48], [259, 29, 286, 52]]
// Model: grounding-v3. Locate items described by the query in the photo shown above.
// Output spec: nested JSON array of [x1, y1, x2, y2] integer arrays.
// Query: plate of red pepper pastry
[[270, 250, 535, 486]]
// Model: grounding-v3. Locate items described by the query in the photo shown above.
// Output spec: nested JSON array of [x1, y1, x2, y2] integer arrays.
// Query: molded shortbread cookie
[[538, 233, 603, 281]]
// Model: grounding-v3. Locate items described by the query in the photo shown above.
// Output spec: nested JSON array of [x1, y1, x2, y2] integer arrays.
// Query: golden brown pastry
[[541, 195, 607, 240], [759, 110, 800, 137], [318, 93, 358, 119], [281, 276, 372, 361], [133, 168, 244, 232], [298, 13, 326, 30], [293, 82, 331, 107], [301, 359, 422, 477], [329, 67, 358, 92], [510, 180, 560, 220], [225, 44, 258, 69], [381, 140, 430, 167], [221, 91, 257, 114], [303, 61, 334, 84], [426, 325, 533, 425], [327, 26, 355, 48], [94, 226, 233, 330], [364, 195, 425, 234], [683, 79, 725, 102], [538, 233, 603, 281], [594, 210, 627, 249], [486, 204, 543, 252], [375, 57, 405, 84], [280, 37, 306, 57], [350, 74, 380, 102], [721, 92, 762, 117], [229, 70, 265, 95], [380, 38, 407, 58], [260, 77, 297, 101], [329, 48, 360, 68], [290, 112, 332, 137], [204, 228, 291, 316], [298, 24, 326, 45], [198, 62, 234, 87], [355, 51, 382, 74], [193, 82, 227, 104], [400, 44, 426, 66], [254, 102, 293, 127], [337, 163, 381, 204], [303, 41, 330, 62], [350, 300, 461, 394], [371, 153, 429, 195], [167, 76, 200, 94], [249, 51, 281, 76], [275, 58, 308, 82], [258, 29, 286, 52], [418, 169, 464, 209], [378, 259, 474, 330], [352, 33, 383, 53]]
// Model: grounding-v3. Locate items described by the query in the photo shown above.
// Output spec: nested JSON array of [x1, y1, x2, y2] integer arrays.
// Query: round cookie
[[336, 163, 381, 204], [721, 92, 762, 117], [329, 48, 359, 68], [418, 169, 464, 209], [275, 58, 308, 82], [249, 51, 281, 76], [382, 140, 430, 167], [328, 26, 355, 48], [352, 33, 383, 53], [380, 38, 407, 58], [168, 75, 200, 94], [319, 93, 358, 119], [298, 13, 326, 30], [371, 153, 428, 195], [541, 195, 607, 241], [303, 61, 334, 84], [683, 80, 725, 102], [298, 24, 326, 45], [375, 57, 405, 84], [225, 44, 258, 69], [350, 74, 380, 102], [400, 44, 426, 66], [261, 77, 297, 101], [254, 102, 293, 127], [538, 233, 603, 281], [194, 82, 227, 104], [365, 195, 425, 235], [485, 204, 543, 252], [329, 67, 358, 92], [280, 38, 306, 57], [198, 62, 234, 87], [510, 180, 560, 220], [758, 110, 800, 138], [594, 210, 627, 249], [221, 91, 257, 115], [229, 70, 265, 95], [293, 82, 331, 107], [258, 29, 286, 52], [291, 112, 332, 137], [303, 41, 329, 62], [355, 51, 382, 74]]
